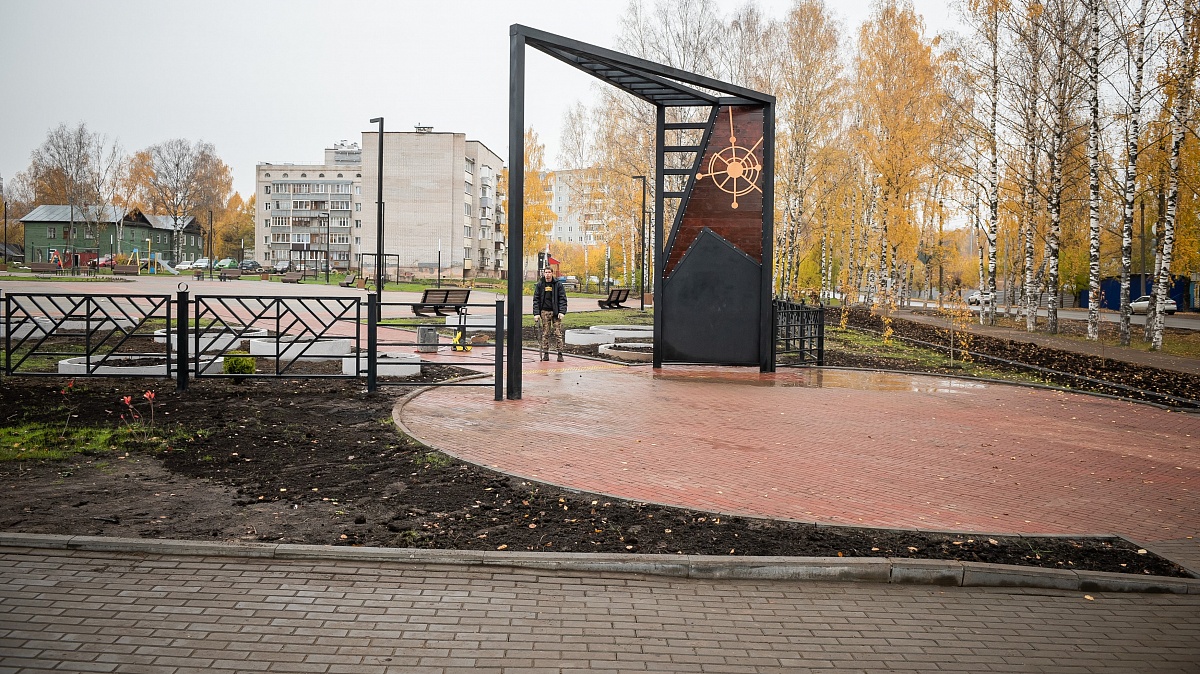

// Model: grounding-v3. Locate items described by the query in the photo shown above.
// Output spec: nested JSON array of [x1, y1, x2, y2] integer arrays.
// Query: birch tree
[[1150, 0, 1197, 350], [140, 138, 232, 260]]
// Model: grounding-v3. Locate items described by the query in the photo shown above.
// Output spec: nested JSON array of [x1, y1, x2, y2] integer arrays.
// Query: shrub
[[224, 351, 256, 375]]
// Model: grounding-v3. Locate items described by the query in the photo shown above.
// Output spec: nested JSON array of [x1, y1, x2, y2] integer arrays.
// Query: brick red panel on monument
[[665, 105, 765, 278]]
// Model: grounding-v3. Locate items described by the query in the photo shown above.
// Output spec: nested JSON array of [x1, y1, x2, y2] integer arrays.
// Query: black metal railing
[[1, 289, 504, 399], [3, 292, 173, 378], [773, 298, 824, 367]]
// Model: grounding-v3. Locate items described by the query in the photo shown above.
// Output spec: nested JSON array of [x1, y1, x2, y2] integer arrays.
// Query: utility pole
[[370, 117, 385, 311]]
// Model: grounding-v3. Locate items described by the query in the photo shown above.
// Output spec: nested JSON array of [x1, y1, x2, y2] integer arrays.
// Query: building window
[[354, 237, 361, 245], [264, 236, 269, 244], [334, 217, 349, 227], [464, 226, 472, 238], [355, 220, 361, 228], [312, 183, 326, 193], [47, 227, 56, 239], [331, 200, 350, 210], [464, 203, 472, 216], [292, 200, 311, 210], [282, 173, 288, 178], [354, 185, 361, 194], [466, 158, 475, 174], [464, 181, 472, 195], [355, 202, 361, 212], [265, 202, 271, 211], [332, 184, 349, 194], [300, 173, 307, 178], [264, 185, 271, 194]]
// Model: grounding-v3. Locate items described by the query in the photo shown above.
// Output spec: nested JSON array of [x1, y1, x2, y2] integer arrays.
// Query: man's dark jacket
[[533, 278, 568, 316]]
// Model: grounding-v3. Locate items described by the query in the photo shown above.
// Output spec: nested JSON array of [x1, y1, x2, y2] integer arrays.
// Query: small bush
[[224, 351, 256, 375]]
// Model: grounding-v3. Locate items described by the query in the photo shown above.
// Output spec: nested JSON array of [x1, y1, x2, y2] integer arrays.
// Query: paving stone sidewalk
[[2, 545, 1198, 673]]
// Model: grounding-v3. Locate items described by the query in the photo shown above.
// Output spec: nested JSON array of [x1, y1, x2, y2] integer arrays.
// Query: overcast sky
[[1, 0, 962, 199]]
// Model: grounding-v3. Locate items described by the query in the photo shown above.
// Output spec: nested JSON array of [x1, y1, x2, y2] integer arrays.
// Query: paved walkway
[[401, 362, 1200, 546], [3, 545, 1198, 673]]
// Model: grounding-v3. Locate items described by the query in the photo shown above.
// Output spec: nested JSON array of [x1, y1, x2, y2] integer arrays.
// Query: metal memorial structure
[[507, 25, 775, 399]]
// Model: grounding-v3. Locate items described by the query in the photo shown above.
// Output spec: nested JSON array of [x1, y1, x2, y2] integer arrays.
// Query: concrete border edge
[[3, 532, 1196, 594]]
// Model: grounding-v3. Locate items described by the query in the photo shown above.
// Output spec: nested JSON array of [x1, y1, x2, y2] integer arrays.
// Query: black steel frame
[[508, 24, 775, 399]]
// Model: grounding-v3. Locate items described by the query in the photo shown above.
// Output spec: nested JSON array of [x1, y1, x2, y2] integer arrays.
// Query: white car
[[1130, 295, 1177, 315], [192, 258, 211, 270], [175, 260, 193, 271]]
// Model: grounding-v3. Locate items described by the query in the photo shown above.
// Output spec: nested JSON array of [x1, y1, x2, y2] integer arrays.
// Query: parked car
[[192, 258, 211, 270], [175, 260, 194, 271], [96, 255, 114, 268], [273, 259, 292, 273], [238, 259, 263, 273], [214, 258, 237, 270], [1130, 295, 1177, 315], [967, 291, 981, 305]]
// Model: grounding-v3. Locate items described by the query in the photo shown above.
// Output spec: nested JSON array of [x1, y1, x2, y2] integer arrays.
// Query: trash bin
[[417, 326, 438, 353]]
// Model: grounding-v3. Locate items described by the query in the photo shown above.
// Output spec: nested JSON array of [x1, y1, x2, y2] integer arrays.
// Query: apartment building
[[548, 169, 603, 246], [257, 130, 506, 279], [255, 140, 363, 272], [359, 126, 506, 280]]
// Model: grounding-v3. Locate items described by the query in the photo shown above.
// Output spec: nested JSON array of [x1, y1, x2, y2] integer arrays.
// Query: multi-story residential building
[[257, 130, 507, 281], [255, 140, 363, 272], [547, 169, 603, 246], [359, 126, 506, 280]]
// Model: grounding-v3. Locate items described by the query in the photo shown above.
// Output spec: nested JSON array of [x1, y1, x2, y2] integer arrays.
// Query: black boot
[[557, 352, 564, 362], [541, 352, 549, 361]]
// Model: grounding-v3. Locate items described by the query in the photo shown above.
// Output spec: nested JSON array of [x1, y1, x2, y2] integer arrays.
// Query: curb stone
[[2, 533, 1196, 594]]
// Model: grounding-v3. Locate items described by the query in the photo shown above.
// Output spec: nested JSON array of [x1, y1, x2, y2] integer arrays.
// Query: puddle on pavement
[[651, 368, 989, 394]]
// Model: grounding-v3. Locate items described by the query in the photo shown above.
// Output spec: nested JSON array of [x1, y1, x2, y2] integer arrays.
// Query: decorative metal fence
[[1, 288, 503, 399], [772, 298, 824, 367]]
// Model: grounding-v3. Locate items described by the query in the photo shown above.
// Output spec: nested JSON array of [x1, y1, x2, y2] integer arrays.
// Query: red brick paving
[[400, 360, 1200, 543]]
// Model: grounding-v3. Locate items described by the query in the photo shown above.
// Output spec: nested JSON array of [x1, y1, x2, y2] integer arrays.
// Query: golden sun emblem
[[696, 107, 763, 209]]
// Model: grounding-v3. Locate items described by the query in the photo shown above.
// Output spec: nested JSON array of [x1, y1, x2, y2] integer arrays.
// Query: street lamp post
[[2, 197, 7, 267], [437, 238, 442, 288], [109, 235, 113, 268], [208, 210, 214, 280], [146, 238, 152, 275], [632, 175, 646, 310], [369, 116, 385, 307]]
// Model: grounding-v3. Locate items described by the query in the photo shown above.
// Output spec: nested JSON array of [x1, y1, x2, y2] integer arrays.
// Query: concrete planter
[[0, 317, 52, 339], [591, 324, 654, 339], [598, 342, 653, 362], [342, 351, 420, 377], [58, 355, 223, 375], [249, 337, 352, 360], [153, 328, 268, 352], [565, 329, 613, 346]]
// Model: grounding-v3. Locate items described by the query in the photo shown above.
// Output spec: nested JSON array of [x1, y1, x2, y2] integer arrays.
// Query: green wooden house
[[20, 205, 202, 266]]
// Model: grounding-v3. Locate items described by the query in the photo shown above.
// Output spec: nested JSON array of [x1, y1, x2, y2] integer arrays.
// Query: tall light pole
[[370, 116, 385, 305], [2, 197, 7, 267], [146, 238, 152, 275], [632, 175, 646, 310], [208, 210, 214, 280], [437, 237, 442, 288]]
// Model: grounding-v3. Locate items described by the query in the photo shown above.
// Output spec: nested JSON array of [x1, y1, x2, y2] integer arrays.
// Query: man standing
[[533, 267, 567, 362]]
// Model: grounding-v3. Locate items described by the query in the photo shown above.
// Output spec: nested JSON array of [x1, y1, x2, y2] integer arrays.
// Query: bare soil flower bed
[[826, 306, 1200, 406], [0, 376, 1189, 577]]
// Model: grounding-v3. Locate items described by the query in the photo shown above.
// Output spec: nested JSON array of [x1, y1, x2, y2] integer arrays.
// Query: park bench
[[281, 271, 303, 284], [412, 288, 471, 316], [338, 273, 357, 288], [598, 288, 630, 309], [28, 262, 61, 275], [112, 264, 140, 276], [218, 269, 241, 282]]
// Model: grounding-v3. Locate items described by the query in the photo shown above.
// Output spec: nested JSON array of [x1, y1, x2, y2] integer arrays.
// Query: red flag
[[547, 255, 560, 266]]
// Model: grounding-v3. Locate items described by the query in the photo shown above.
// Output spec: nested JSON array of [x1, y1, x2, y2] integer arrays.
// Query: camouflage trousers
[[538, 310, 563, 353]]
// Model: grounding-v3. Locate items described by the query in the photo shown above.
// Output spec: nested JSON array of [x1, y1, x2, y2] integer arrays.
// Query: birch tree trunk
[[1119, 0, 1148, 347], [1086, 0, 1102, 340], [1152, 0, 1195, 350]]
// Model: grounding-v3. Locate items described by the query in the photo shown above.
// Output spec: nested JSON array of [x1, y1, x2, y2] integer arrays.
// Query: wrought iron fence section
[[3, 293, 173, 377], [191, 295, 362, 379], [773, 298, 824, 367], [369, 298, 504, 400]]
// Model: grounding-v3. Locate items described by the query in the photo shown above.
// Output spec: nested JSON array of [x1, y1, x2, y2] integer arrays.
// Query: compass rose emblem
[[696, 107, 763, 209]]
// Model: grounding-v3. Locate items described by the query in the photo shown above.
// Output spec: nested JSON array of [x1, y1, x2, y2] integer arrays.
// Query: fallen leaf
[[1084, 595, 1094, 601], [497, 544, 507, 550]]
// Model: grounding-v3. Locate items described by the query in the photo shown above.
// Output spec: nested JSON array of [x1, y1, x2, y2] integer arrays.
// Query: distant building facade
[[255, 130, 507, 279], [20, 205, 200, 266]]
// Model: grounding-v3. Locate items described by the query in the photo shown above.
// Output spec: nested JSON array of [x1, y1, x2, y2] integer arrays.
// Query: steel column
[[506, 29, 526, 400], [366, 292, 378, 392], [494, 299, 504, 400], [176, 289, 189, 390], [652, 105, 665, 369], [760, 102, 776, 373]]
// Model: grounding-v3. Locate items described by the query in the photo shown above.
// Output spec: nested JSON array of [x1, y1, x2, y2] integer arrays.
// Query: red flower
[[122, 396, 132, 406], [143, 391, 155, 401]]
